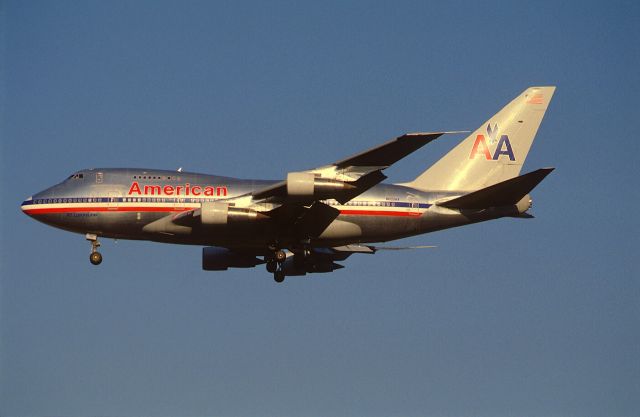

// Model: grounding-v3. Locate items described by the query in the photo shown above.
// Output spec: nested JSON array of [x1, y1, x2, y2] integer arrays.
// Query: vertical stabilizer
[[406, 86, 555, 192]]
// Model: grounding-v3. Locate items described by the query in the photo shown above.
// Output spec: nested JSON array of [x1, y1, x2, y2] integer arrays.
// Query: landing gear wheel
[[274, 250, 287, 263], [89, 251, 103, 265], [266, 260, 277, 273], [86, 233, 102, 266], [274, 270, 285, 283]]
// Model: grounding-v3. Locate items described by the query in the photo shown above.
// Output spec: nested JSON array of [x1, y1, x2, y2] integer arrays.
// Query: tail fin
[[406, 86, 556, 192]]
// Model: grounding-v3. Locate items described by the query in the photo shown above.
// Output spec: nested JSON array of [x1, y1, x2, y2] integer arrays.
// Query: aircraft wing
[[333, 132, 449, 168], [252, 132, 453, 204]]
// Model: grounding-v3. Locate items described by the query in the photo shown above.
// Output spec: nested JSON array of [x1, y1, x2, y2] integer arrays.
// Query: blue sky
[[1, 1, 639, 416]]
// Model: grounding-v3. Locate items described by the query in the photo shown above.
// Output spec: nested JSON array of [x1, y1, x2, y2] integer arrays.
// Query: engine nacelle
[[200, 202, 267, 225], [201, 201, 228, 225], [286, 172, 355, 199], [202, 247, 264, 271]]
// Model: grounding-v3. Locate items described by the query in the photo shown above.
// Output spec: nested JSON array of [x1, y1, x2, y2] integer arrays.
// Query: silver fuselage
[[21, 168, 516, 252]]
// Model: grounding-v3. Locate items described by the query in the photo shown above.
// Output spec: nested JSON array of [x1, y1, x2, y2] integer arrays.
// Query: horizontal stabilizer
[[439, 168, 554, 210]]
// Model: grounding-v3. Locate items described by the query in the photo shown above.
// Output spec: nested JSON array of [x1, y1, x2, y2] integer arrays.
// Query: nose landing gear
[[86, 233, 102, 265], [90, 251, 103, 265]]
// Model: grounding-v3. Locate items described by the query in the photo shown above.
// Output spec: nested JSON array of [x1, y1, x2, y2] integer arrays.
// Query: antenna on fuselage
[[177, 167, 183, 172]]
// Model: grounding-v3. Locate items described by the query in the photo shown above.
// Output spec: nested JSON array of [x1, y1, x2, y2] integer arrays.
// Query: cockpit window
[[67, 173, 84, 180]]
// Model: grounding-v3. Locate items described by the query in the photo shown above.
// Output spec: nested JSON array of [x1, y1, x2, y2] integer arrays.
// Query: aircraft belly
[[31, 198, 518, 249], [319, 214, 421, 243], [40, 211, 167, 237], [29, 213, 94, 235], [418, 211, 470, 234], [416, 206, 517, 234], [316, 219, 362, 240]]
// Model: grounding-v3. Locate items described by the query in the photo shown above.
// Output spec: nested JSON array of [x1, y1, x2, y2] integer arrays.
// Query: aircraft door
[[407, 194, 421, 216], [107, 191, 120, 209]]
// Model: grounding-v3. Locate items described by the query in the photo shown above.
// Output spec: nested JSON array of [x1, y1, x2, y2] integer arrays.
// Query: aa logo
[[469, 123, 515, 161]]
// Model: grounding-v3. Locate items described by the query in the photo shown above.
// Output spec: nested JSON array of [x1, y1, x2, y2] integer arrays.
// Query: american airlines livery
[[22, 87, 555, 282]]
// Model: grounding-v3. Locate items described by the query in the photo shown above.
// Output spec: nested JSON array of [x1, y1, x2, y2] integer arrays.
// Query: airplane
[[21, 86, 555, 282]]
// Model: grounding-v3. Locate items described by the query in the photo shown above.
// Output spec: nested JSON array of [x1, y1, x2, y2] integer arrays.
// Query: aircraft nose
[[21, 196, 34, 215]]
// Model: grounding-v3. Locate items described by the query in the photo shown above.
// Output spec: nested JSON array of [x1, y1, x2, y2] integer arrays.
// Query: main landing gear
[[86, 233, 102, 265], [266, 249, 287, 283]]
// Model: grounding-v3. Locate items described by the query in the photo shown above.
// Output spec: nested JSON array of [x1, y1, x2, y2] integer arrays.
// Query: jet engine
[[202, 247, 265, 271], [200, 201, 267, 225], [286, 172, 355, 200]]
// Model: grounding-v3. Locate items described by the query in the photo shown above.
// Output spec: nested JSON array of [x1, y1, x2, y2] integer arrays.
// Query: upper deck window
[[132, 175, 174, 180]]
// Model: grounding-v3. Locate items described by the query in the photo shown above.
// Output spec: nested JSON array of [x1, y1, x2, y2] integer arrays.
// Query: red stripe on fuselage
[[24, 205, 422, 217], [23, 206, 196, 214], [339, 209, 421, 217]]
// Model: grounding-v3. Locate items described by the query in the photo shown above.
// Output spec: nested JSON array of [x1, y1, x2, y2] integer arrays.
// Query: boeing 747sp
[[22, 87, 556, 282]]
